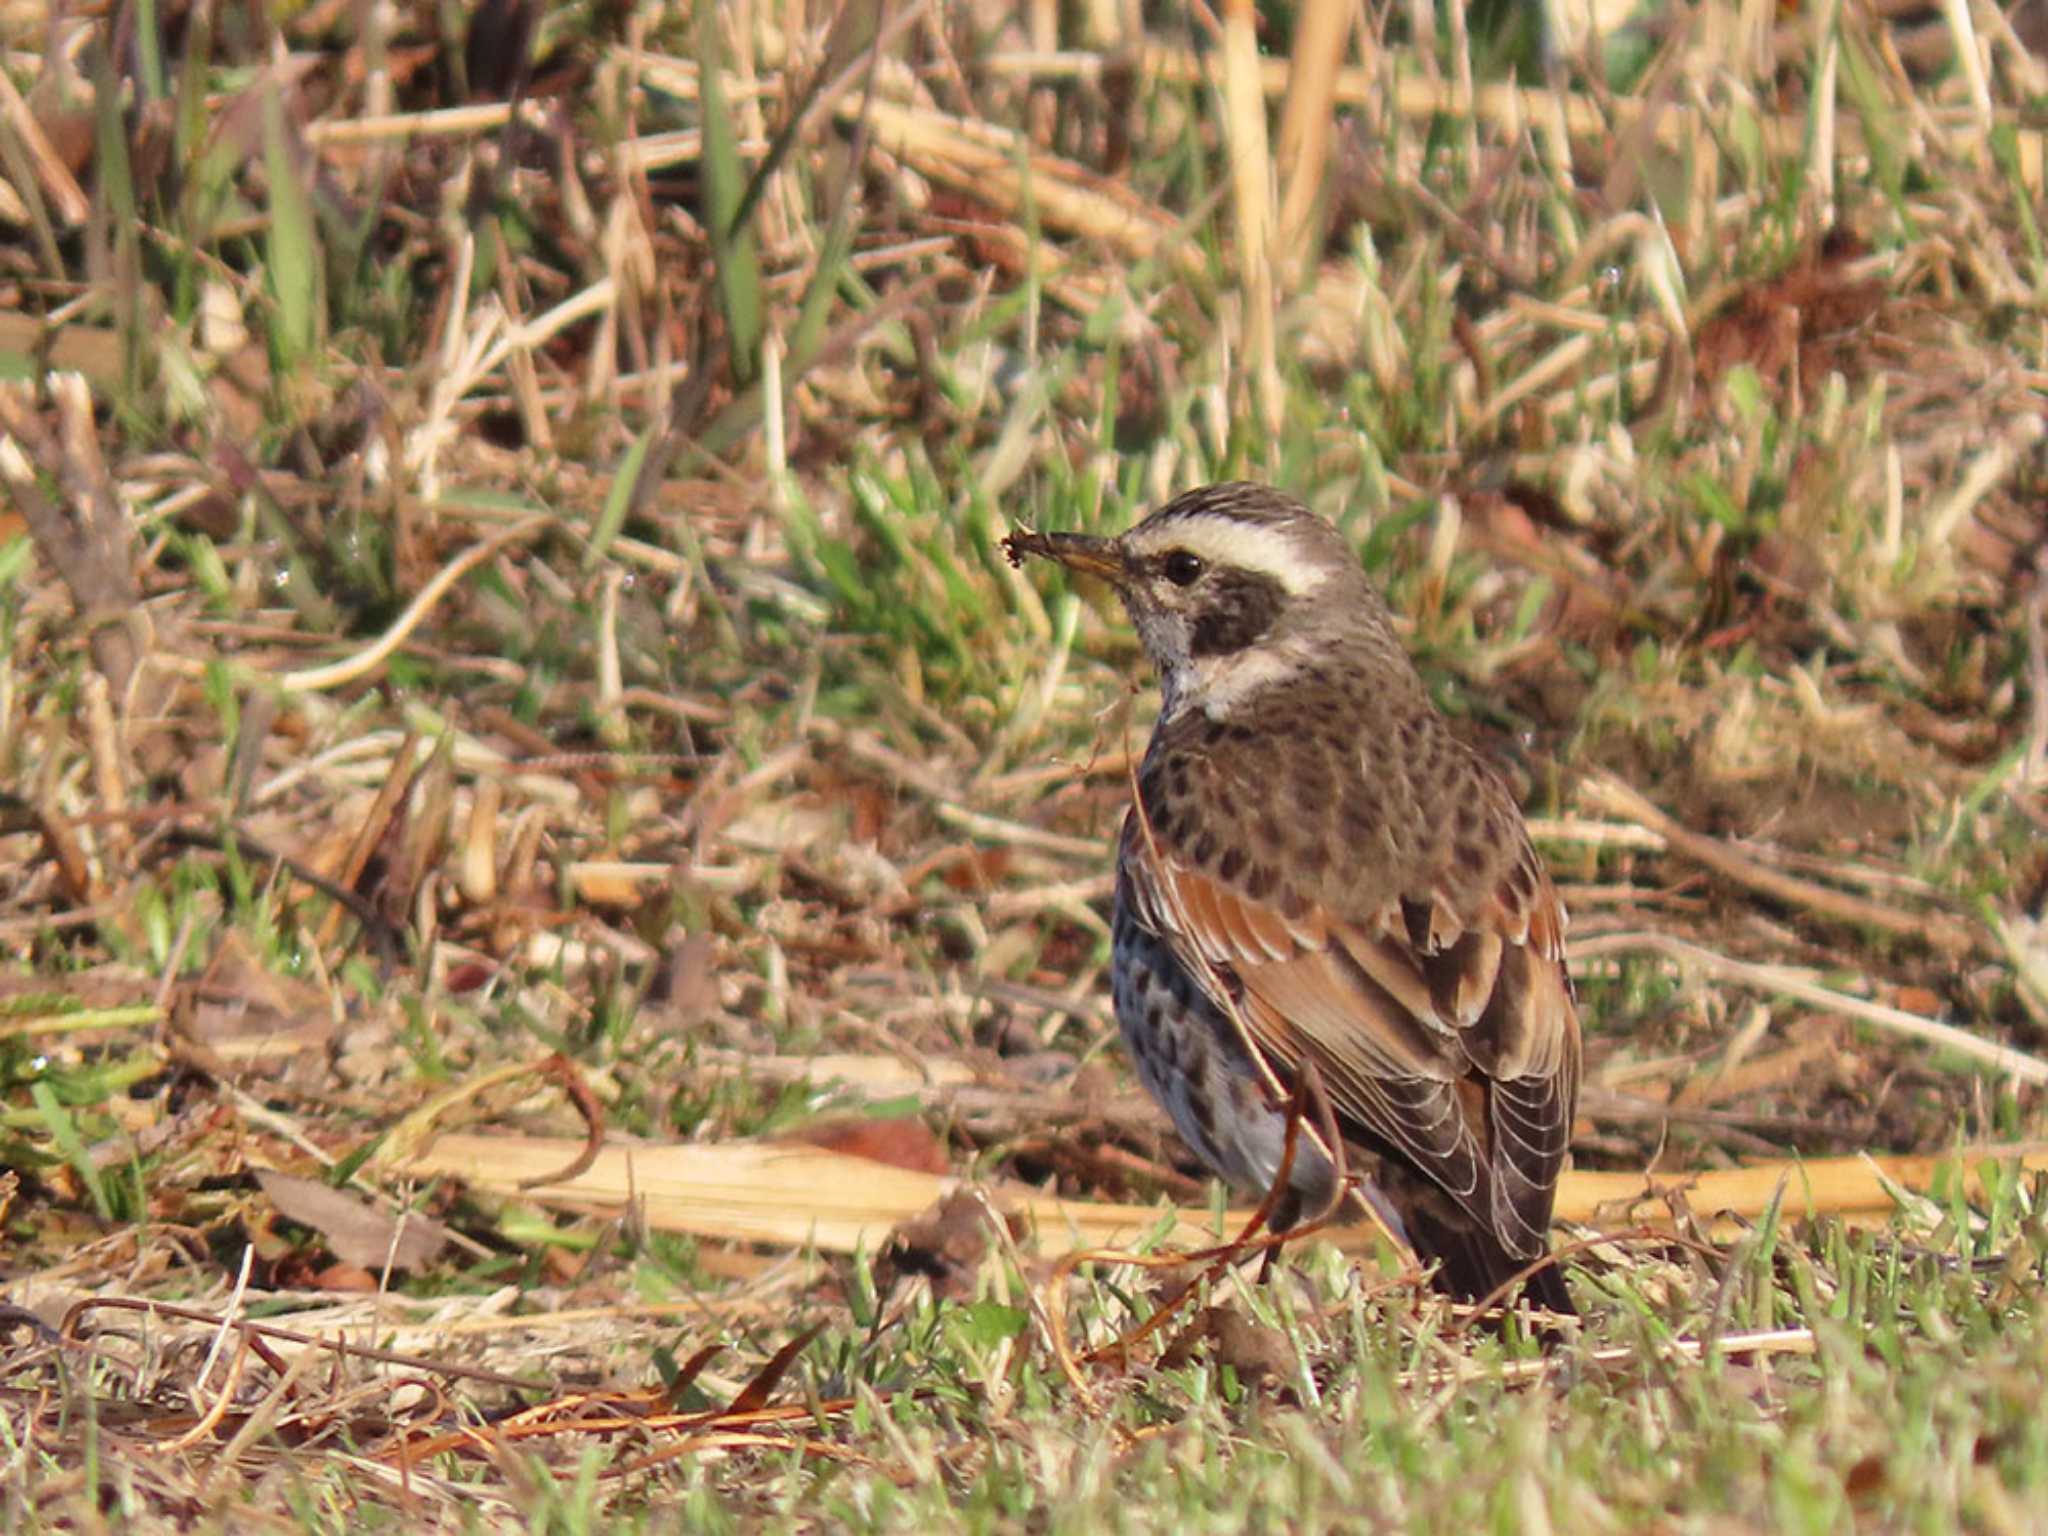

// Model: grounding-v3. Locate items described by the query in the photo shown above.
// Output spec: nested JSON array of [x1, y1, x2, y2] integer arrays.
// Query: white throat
[[1173, 636, 1319, 720]]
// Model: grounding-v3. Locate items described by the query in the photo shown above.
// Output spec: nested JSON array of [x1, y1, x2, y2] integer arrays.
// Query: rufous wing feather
[[1121, 809, 1579, 1265]]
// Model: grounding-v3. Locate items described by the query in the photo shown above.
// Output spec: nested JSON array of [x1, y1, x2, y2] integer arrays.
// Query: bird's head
[[1006, 483, 1409, 717]]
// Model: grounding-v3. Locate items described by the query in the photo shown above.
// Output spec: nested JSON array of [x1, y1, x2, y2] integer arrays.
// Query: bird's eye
[[1162, 551, 1205, 587]]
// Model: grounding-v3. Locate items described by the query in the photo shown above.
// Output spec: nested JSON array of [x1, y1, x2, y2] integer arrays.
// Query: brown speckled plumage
[[1008, 483, 1582, 1314]]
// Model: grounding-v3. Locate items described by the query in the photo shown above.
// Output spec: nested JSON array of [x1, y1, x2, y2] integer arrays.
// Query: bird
[[1005, 482, 1582, 1317]]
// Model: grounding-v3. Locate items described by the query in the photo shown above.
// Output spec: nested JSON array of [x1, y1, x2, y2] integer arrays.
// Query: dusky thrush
[[1007, 482, 1581, 1314]]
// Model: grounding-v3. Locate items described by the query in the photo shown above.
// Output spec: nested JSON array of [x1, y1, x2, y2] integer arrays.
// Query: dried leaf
[[254, 1171, 451, 1273]]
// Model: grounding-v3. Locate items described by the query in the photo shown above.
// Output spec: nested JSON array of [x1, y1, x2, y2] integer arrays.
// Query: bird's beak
[[1002, 528, 1128, 585]]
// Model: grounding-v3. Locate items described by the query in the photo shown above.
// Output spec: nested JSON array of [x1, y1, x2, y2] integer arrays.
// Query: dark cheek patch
[[1187, 571, 1285, 656]]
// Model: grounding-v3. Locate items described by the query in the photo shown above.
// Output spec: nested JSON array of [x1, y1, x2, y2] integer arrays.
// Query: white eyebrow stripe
[[1131, 516, 1330, 596]]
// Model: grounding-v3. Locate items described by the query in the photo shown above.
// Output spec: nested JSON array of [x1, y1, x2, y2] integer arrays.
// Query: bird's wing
[[1119, 804, 1580, 1259]]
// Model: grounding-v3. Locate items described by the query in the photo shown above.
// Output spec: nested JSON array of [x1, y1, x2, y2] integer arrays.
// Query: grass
[[2, 0, 2047, 1526]]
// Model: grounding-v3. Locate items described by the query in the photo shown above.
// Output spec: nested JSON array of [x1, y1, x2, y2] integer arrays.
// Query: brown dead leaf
[[307, 1262, 381, 1292], [1844, 1455, 1888, 1501], [648, 932, 720, 1027], [181, 930, 335, 1063], [787, 1116, 950, 1175], [1891, 985, 1943, 1016], [1461, 488, 1628, 638], [808, 764, 893, 847], [1694, 233, 1888, 402], [878, 1189, 999, 1300], [1159, 1305, 1296, 1388], [938, 846, 1015, 893], [1207, 1307, 1296, 1387], [254, 1170, 452, 1272]]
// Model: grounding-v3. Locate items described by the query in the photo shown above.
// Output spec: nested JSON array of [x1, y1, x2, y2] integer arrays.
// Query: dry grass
[[2, 0, 2047, 1526]]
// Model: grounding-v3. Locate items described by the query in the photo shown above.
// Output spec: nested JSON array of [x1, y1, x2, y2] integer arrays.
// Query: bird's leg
[[1248, 1060, 1349, 1284]]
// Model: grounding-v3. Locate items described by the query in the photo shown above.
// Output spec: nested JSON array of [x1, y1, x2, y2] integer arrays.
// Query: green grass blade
[[31, 1080, 110, 1222], [0, 116, 60, 278], [132, 0, 167, 102], [263, 88, 320, 373], [696, 6, 762, 390], [586, 422, 655, 572], [1990, 125, 2045, 273]]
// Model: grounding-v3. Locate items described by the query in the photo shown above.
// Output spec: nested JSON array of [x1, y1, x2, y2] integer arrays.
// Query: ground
[[3, 0, 2048, 1528]]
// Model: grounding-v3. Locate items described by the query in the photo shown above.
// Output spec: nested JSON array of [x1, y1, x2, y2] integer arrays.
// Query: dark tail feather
[[1408, 1207, 1577, 1324]]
